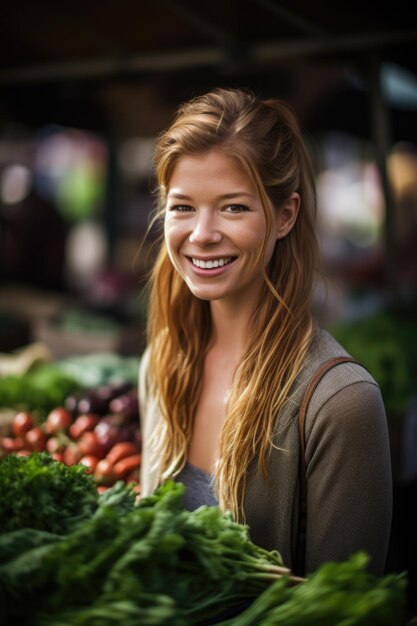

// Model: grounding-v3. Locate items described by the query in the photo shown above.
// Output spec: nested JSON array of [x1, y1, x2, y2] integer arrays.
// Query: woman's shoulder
[[305, 326, 375, 383], [293, 326, 381, 410], [301, 326, 385, 428]]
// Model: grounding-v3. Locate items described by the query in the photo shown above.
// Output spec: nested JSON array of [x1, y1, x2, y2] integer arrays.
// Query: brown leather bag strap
[[294, 356, 362, 576]]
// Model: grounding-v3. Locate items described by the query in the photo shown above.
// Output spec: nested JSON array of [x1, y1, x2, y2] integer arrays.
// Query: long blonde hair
[[146, 87, 319, 519]]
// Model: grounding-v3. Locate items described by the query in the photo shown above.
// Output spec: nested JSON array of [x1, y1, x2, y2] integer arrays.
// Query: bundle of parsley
[[0, 452, 99, 535]]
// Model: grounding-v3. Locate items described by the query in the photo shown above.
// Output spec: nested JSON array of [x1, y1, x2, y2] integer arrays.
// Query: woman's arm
[[305, 379, 393, 576]]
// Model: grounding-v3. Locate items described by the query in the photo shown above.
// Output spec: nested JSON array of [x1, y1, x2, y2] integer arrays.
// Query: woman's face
[[164, 148, 297, 309]]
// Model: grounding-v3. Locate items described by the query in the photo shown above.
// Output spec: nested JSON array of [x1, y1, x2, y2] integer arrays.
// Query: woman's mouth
[[190, 256, 235, 269]]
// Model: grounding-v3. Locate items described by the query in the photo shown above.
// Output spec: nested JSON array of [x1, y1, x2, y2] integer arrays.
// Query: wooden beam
[[0, 29, 415, 85]]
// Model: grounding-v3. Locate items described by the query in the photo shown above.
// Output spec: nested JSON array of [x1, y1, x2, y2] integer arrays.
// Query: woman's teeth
[[191, 257, 232, 269]]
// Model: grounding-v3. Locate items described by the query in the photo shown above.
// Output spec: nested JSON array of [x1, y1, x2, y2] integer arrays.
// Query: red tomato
[[25, 427, 47, 452], [12, 412, 34, 437], [63, 444, 82, 466], [45, 407, 72, 434], [96, 485, 109, 494], [113, 454, 141, 480], [69, 414, 100, 440], [94, 458, 116, 486], [51, 452, 65, 463], [105, 442, 139, 466], [79, 455, 99, 474], [16, 449, 31, 457], [78, 431, 105, 459], [46, 436, 65, 454], [1, 436, 24, 453]]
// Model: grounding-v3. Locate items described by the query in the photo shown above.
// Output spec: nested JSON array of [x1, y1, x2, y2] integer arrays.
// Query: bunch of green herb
[[0, 480, 137, 625], [30, 480, 285, 626], [0, 452, 99, 534], [216, 552, 407, 626]]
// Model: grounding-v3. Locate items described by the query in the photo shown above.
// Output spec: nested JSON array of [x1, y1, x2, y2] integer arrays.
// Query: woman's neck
[[208, 300, 254, 357]]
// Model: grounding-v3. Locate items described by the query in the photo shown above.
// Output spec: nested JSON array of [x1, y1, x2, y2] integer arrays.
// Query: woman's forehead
[[168, 149, 254, 189]]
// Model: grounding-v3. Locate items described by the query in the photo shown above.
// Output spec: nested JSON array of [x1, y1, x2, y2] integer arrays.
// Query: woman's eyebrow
[[216, 192, 255, 200], [167, 191, 255, 200], [167, 192, 193, 200]]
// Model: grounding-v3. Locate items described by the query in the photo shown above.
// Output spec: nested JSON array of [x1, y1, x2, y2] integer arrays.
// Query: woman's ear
[[276, 192, 300, 239]]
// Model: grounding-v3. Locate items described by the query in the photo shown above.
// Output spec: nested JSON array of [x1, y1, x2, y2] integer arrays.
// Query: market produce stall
[[0, 341, 412, 625], [0, 348, 142, 492]]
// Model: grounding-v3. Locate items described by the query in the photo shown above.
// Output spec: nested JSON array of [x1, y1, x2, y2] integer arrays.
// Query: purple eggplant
[[109, 389, 139, 422]]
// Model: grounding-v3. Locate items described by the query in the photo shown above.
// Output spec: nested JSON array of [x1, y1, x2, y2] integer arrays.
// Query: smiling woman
[[164, 149, 299, 307], [138, 87, 392, 578]]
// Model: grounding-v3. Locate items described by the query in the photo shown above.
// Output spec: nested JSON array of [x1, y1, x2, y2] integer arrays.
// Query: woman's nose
[[189, 213, 222, 245]]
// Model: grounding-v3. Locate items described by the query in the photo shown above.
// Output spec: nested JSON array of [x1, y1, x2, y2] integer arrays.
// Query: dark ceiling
[[1, 0, 416, 75], [0, 0, 416, 140]]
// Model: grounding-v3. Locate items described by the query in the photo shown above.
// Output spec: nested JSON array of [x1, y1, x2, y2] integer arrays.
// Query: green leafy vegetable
[[0, 363, 84, 420], [0, 478, 407, 626], [55, 352, 141, 388], [0, 452, 99, 534], [37, 480, 283, 623], [0, 480, 137, 624], [0, 481, 285, 625], [216, 552, 407, 626]]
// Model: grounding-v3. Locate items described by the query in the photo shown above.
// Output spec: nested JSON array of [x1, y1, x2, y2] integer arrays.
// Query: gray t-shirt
[[176, 462, 218, 510]]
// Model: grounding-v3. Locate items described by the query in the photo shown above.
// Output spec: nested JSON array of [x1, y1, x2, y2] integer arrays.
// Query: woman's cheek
[[164, 220, 176, 256], [165, 229, 185, 275]]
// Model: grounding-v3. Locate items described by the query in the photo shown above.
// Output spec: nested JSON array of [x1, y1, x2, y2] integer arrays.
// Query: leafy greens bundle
[[0, 452, 99, 535], [0, 458, 407, 626]]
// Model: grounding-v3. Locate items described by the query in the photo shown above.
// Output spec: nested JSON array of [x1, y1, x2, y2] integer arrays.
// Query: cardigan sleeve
[[138, 346, 151, 424], [304, 378, 393, 576], [138, 347, 162, 497]]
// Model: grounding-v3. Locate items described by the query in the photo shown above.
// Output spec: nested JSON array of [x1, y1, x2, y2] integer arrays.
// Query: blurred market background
[[0, 0, 416, 615]]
